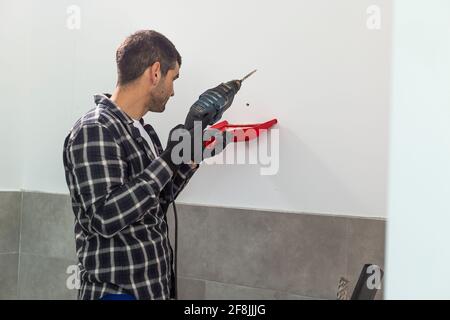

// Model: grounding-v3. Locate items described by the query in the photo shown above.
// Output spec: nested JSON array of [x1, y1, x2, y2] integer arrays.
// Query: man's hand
[[160, 124, 185, 173], [160, 124, 232, 172]]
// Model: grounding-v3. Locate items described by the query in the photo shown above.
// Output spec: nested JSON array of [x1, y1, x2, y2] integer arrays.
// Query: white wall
[[1, 0, 391, 218], [386, 0, 450, 299], [0, 1, 31, 190]]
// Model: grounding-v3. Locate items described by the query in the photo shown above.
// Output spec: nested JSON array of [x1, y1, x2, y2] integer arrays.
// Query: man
[[63, 30, 229, 300]]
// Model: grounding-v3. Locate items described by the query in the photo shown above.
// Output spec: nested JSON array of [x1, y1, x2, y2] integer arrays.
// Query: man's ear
[[149, 62, 161, 86]]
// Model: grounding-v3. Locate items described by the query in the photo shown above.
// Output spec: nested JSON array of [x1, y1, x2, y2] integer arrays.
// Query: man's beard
[[148, 92, 168, 113]]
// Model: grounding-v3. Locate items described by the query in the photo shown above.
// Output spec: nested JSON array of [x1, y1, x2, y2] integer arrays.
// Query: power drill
[[184, 69, 257, 131]]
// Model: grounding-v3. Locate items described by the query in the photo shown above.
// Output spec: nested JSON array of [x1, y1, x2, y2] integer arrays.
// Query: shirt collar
[[94, 93, 135, 125], [132, 118, 146, 126]]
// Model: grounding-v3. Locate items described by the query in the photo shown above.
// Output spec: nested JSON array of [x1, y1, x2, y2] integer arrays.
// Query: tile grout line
[[16, 251, 76, 261], [178, 276, 318, 300], [16, 190, 24, 299], [13, 190, 387, 221], [180, 273, 305, 298], [174, 202, 387, 221]]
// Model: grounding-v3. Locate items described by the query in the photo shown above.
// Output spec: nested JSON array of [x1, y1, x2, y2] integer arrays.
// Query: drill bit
[[240, 69, 257, 82]]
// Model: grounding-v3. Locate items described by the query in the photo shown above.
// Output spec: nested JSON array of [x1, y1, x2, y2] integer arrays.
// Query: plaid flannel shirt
[[63, 94, 198, 300]]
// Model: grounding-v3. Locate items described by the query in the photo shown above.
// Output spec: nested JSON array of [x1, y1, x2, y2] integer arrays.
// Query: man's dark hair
[[116, 30, 181, 86]]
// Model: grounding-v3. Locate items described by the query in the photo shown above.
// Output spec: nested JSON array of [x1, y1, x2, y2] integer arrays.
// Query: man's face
[[149, 62, 180, 113]]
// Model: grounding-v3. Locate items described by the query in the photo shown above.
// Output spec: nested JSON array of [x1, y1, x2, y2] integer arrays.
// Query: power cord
[[168, 163, 198, 300], [170, 184, 178, 300]]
